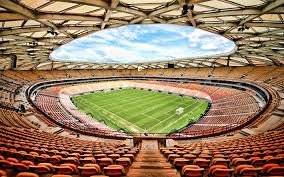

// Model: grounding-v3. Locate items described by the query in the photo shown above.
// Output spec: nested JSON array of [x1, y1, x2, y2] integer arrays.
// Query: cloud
[[50, 24, 236, 63]]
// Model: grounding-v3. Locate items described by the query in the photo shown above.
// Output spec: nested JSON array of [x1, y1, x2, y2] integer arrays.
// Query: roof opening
[[50, 24, 236, 64]]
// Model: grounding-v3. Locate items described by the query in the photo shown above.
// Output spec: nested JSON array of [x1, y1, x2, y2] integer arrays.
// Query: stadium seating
[[0, 126, 139, 176], [0, 66, 283, 139], [0, 66, 283, 177], [31, 79, 266, 138], [161, 130, 284, 176]]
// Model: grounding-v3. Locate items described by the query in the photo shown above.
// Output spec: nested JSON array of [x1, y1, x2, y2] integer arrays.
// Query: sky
[[50, 24, 236, 64]]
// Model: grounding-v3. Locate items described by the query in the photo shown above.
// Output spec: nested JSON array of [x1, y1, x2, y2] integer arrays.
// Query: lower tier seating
[[0, 126, 139, 177], [161, 130, 284, 177]]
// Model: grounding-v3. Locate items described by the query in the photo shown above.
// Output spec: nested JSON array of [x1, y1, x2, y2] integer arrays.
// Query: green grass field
[[72, 88, 209, 133]]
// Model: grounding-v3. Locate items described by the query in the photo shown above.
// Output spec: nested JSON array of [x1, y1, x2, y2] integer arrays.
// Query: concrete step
[[126, 169, 180, 177], [127, 140, 180, 177], [132, 162, 173, 168]]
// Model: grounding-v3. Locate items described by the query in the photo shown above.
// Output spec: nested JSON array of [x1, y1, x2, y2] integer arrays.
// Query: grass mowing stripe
[[116, 94, 177, 120], [158, 101, 208, 132], [146, 100, 205, 132], [78, 97, 144, 132], [72, 88, 209, 133], [107, 91, 168, 114], [102, 90, 176, 117], [82, 89, 142, 107]]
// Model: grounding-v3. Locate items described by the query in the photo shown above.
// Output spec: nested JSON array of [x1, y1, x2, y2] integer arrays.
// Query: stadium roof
[[0, 0, 283, 70]]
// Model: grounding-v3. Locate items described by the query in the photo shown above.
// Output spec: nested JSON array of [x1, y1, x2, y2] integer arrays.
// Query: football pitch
[[72, 88, 209, 133]]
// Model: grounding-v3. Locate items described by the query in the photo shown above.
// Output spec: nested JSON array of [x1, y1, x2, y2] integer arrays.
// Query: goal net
[[176, 107, 184, 115]]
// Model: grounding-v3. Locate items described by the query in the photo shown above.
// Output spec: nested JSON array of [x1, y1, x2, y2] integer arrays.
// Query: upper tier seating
[[0, 66, 282, 138]]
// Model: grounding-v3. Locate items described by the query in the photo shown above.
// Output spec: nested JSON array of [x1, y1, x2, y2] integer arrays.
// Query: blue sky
[[50, 24, 236, 64]]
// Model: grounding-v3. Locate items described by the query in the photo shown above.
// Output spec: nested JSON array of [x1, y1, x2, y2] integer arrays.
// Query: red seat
[[168, 154, 180, 163], [48, 155, 62, 164], [230, 158, 251, 166], [183, 154, 196, 164], [267, 166, 284, 176], [104, 165, 126, 176], [249, 157, 265, 167], [116, 157, 131, 170], [13, 163, 29, 171], [0, 160, 12, 169], [80, 157, 96, 165], [264, 155, 281, 164], [193, 158, 210, 169], [211, 158, 230, 166], [122, 154, 134, 162], [262, 164, 281, 175], [7, 157, 19, 163], [98, 157, 113, 167], [235, 165, 261, 177], [62, 157, 79, 165], [94, 154, 107, 160], [16, 172, 39, 177], [55, 163, 78, 175], [0, 170, 7, 177], [78, 164, 101, 176], [173, 158, 190, 168], [35, 155, 48, 163], [182, 165, 204, 177], [209, 165, 233, 177], [29, 163, 54, 173], [199, 154, 212, 160], [108, 154, 120, 162]]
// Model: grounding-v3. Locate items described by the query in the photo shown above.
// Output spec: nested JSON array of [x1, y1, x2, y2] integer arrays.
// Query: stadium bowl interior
[[0, 0, 283, 177]]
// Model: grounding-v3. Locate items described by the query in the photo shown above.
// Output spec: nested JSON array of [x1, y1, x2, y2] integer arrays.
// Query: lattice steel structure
[[0, 0, 283, 70]]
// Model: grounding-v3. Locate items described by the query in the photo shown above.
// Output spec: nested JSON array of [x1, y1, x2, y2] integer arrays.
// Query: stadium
[[0, 0, 283, 177]]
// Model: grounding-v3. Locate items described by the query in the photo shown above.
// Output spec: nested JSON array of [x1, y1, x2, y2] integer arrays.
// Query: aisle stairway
[[127, 140, 180, 177]]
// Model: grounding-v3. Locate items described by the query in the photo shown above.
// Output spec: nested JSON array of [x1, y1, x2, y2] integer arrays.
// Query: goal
[[176, 107, 184, 115]]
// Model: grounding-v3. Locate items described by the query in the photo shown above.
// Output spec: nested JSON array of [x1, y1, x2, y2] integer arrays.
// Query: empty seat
[[104, 165, 126, 176], [209, 165, 233, 177], [13, 162, 29, 172], [122, 154, 134, 162], [0, 170, 6, 177], [266, 166, 284, 176], [230, 158, 251, 166], [262, 163, 282, 176], [182, 165, 204, 177], [0, 160, 12, 169], [48, 155, 62, 164], [108, 154, 120, 161], [55, 163, 78, 175], [80, 157, 96, 165], [211, 158, 230, 166], [168, 154, 180, 163], [62, 157, 79, 165], [249, 157, 265, 167], [94, 154, 107, 160], [16, 172, 39, 177], [116, 157, 131, 169], [193, 158, 210, 169], [98, 158, 113, 167], [29, 163, 54, 173], [235, 165, 262, 177], [173, 158, 190, 168], [78, 163, 101, 176]]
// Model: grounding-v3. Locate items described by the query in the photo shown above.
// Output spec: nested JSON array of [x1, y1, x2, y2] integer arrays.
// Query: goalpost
[[176, 107, 184, 115]]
